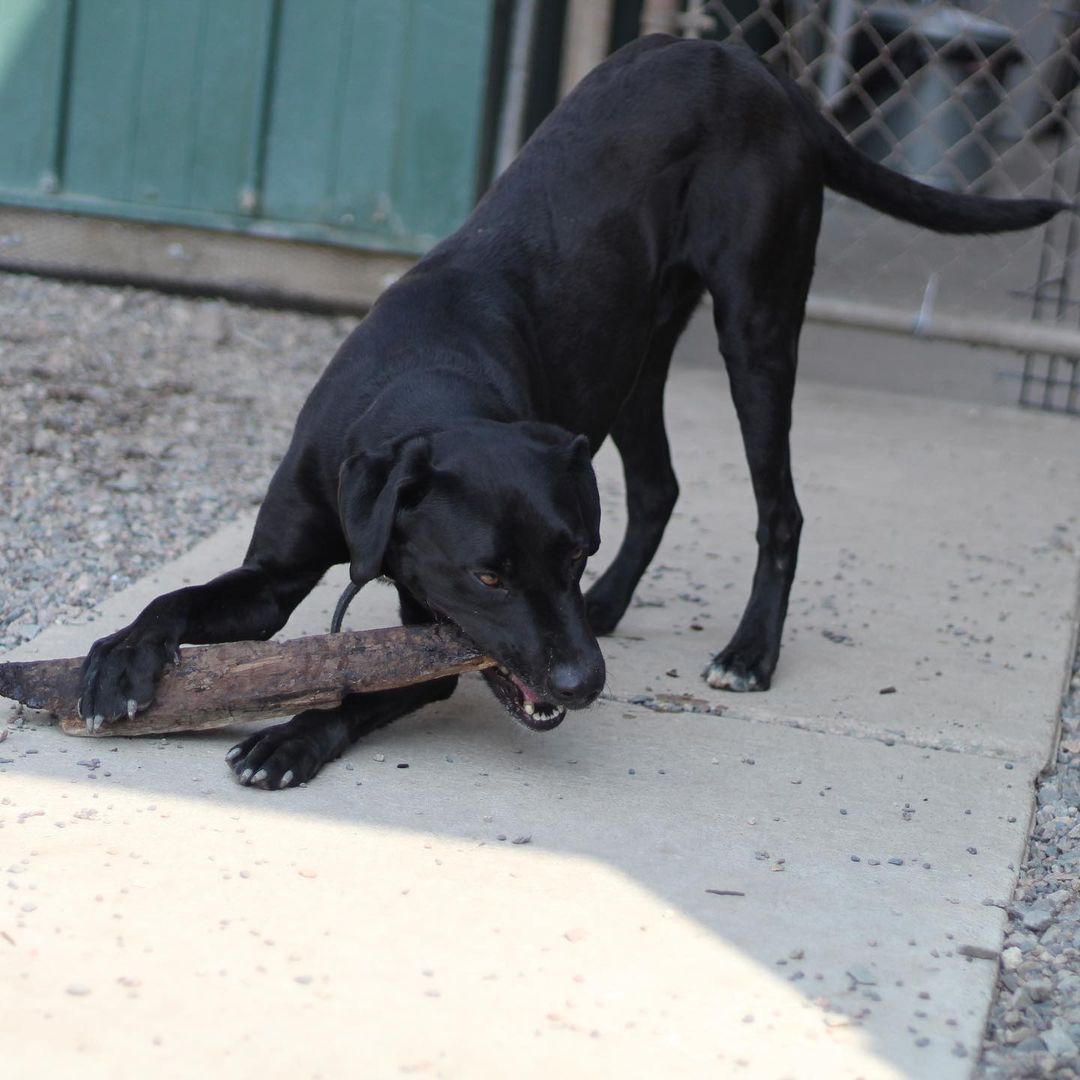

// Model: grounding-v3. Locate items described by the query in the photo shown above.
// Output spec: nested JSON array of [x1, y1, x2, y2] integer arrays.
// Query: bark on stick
[[0, 625, 492, 737]]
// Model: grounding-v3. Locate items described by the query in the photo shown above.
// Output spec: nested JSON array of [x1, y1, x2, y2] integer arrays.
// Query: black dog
[[78, 37, 1065, 788]]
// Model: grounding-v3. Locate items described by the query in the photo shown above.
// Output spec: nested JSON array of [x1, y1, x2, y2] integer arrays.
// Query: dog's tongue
[[510, 673, 541, 704]]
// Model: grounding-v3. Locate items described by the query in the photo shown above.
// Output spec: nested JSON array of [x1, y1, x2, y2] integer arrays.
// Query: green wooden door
[[0, 0, 496, 254]]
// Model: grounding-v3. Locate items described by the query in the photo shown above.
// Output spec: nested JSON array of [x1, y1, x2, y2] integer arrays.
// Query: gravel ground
[[0, 271, 344, 649], [978, 651, 1080, 1079], [2, 270, 1079, 1076]]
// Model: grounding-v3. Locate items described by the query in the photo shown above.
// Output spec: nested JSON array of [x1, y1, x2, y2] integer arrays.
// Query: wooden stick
[[0, 625, 493, 738]]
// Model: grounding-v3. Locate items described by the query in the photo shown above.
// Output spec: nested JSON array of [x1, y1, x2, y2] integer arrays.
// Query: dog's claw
[[92, 714, 105, 734], [252, 769, 268, 785], [279, 770, 294, 789], [169, 644, 181, 666], [126, 699, 137, 721], [225, 746, 242, 763], [239, 768, 253, 785]]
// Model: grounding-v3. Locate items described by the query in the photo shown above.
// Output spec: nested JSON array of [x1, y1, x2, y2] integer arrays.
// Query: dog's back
[[414, 36, 1064, 385]]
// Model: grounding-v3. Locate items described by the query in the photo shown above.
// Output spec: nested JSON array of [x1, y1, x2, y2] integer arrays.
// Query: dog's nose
[[549, 662, 604, 708]]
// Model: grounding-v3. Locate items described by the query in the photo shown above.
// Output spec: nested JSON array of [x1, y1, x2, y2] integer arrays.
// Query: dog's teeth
[[523, 701, 535, 716], [499, 665, 509, 675]]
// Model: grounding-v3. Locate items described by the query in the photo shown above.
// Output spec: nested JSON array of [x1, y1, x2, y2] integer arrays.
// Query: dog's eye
[[475, 571, 502, 588], [570, 549, 586, 563]]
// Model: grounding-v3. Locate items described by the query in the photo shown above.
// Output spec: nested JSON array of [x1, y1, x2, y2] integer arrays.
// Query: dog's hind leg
[[698, 193, 819, 692], [584, 291, 701, 635], [701, 271, 815, 690], [227, 587, 458, 789], [703, 346, 801, 691]]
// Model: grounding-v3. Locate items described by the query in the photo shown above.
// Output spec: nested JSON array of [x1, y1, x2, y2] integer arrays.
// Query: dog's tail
[[330, 581, 360, 634], [813, 109, 1069, 235]]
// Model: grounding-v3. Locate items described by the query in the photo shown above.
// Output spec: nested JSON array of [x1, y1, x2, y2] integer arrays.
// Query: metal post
[[640, 0, 681, 37], [239, 0, 283, 216], [820, 0, 857, 107], [41, 0, 78, 196], [494, 0, 539, 176], [559, 0, 614, 98]]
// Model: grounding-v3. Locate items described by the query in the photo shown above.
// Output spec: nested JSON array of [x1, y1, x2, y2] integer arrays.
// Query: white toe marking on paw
[[705, 664, 758, 692]]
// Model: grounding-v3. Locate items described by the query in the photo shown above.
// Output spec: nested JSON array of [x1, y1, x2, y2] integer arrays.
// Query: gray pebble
[[1023, 907, 1054, 934], [1014, 1035, 1047, 1053], [1043, 1024, 1079, 1059], [958, 944, 999, 961]]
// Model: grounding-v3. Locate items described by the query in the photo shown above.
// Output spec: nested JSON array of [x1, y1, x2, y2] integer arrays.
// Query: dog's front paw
[[227, 717, 329, 790], [703, 646, 773, 692], [78, 629, 177, 733]]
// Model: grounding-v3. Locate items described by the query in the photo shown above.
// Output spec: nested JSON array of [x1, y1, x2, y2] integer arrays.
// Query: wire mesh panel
[[690, 0, 1080, 415]]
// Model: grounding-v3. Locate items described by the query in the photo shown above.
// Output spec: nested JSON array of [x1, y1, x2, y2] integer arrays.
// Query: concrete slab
[[2, 372, 1078, 1078], [589, 372, 1080, 765], [0, 205, 411, 312], [0, 660, 1034, 1079]]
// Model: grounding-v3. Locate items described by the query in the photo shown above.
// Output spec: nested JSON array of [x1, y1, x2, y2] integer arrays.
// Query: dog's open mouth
[[481, 666, 566, 731]]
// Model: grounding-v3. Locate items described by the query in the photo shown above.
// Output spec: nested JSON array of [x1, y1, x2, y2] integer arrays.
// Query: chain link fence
[[684, 0, 1080, 414]]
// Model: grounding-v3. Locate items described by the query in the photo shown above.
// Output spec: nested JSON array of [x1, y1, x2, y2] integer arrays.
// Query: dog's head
[[338, 420, 605, 730]]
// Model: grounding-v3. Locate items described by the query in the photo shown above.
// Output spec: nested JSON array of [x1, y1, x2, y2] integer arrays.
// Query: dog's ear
[[568, 434, 601, 555], [338, 436, 431, 587]]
